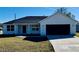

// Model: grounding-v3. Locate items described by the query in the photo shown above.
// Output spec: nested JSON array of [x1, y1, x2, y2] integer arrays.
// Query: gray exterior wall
[[3, 23, 40, 35], [39, 13, 77, 36]]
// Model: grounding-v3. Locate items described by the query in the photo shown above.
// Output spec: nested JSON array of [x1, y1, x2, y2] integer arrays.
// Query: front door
[[22, 25, 26, 34]]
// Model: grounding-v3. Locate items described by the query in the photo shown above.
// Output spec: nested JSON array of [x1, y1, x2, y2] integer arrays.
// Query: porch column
[[40, 24, 46, 36], [15, 25, 18, 35], [27, 24, 31, 34], [3, 24, 7, 34]]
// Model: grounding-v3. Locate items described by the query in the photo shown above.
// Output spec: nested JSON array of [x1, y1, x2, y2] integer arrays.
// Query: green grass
[[75, 33, 79, 37], [0, 37, 54, 52]]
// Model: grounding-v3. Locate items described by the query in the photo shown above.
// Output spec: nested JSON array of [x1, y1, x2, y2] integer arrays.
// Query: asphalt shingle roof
[[4, 16, 47, 24]]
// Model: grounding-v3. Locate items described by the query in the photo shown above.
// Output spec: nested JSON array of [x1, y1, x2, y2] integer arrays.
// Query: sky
[[0, 7, 79, 23]]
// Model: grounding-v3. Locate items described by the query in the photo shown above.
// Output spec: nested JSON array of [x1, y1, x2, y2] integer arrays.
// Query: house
[[3, 8, 77, 36], [0, 23, 2, 31], [76, 22, 79, 32], [0, 23, 3, 34]]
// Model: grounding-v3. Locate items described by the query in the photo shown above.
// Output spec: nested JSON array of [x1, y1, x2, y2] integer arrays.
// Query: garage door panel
[[46, 25, 70, 35]]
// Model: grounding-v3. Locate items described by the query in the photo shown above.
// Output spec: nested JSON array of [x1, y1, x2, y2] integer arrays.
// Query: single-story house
[[76, 22, 79, 32], [0, 23, 3, 34], [3, 8, 78, 36], [0, 24, 2, 31]]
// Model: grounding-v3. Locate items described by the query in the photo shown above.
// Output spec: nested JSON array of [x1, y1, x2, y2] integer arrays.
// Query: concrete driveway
[[48, 35, 79, 52]]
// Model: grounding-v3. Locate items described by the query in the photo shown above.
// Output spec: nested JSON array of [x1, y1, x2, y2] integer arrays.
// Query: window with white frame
[[31, 24, 39, 31], [7, 25, 14, 31]]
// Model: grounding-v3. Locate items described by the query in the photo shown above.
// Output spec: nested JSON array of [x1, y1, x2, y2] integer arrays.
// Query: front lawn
[[0, 36, 54, 52], [76, 33, 79, 37]]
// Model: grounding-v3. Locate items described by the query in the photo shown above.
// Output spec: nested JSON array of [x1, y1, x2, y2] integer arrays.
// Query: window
[[11, 25, 14, 31], [31, 24, 39, 31], [32, 27, 39, 31], [31, 25, 39, 27], [7, 25, 10, 31], [7, 25, 14, 31]]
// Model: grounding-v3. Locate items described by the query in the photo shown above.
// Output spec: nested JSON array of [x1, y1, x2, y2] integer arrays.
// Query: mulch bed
[[23, 36, 48, 42]]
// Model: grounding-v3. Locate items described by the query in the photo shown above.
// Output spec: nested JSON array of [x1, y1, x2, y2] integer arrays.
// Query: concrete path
[[48, 35, 79, 52]]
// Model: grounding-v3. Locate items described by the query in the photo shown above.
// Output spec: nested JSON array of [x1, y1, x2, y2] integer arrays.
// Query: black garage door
[[46, 24, 70, 35]]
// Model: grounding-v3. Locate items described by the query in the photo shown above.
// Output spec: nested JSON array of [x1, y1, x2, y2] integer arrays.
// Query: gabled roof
[[39, 12, 78, 23], [59, 13, 78, 23], [4, 16, 48, 24]]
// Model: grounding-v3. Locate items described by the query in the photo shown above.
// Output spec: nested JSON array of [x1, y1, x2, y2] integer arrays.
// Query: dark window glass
[[36, 28, 39, 31], [32, 28, 35, 31], [7, 25, 14, 31], [32, 28, 39, 31], [7, 25, 10, 31], [11, 25, 14, 31], [31, 25, 39, 27]]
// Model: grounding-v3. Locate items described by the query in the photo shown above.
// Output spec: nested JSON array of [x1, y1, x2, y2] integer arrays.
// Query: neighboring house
[[0, 27, 2, 31], [76, 22, 79, 32], [3, 8, 78, 36], [0, 26, 2, 31], [0, 23, 3, 34]]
